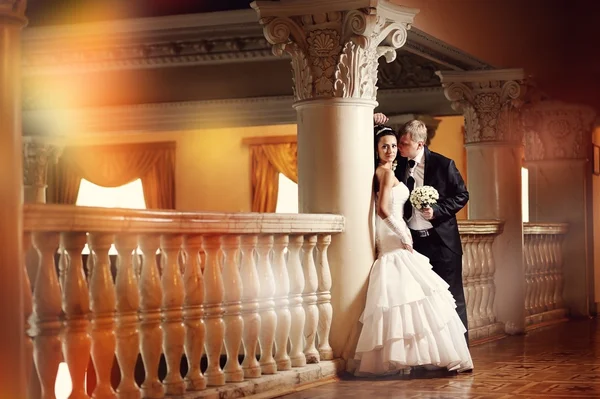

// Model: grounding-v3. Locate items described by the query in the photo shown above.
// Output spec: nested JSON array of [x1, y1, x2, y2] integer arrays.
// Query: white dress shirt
[[407, 148, 434, 231]]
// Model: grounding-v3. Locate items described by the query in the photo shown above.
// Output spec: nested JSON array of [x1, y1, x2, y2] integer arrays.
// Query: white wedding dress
[[354, 183, 473, 375]]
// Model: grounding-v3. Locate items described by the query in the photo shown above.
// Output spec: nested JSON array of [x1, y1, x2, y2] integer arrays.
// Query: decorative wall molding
[[21, 9, 492, 76], [378, 53, 444, 89], [22, 88, 456, 137], [521, 100, 597, 161], [252, 1, 416, 101], [437, 69, 526, 144]]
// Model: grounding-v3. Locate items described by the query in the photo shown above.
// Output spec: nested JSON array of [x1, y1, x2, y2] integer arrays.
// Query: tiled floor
[[278, 318, 600, 398]]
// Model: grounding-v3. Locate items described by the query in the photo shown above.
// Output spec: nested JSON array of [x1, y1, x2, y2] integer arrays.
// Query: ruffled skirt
[[354, 248, 473, 375]]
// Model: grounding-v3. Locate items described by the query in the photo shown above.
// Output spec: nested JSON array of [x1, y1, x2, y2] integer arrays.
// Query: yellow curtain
[[48, 142, 176, 209], [251, 143, 297, 212]]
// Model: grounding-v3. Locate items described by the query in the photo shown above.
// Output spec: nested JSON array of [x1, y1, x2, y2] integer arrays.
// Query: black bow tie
[[408, 160, 416, 168]]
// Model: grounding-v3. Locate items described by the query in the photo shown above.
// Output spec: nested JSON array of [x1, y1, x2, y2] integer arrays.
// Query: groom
[[375, 114, 470, 345]]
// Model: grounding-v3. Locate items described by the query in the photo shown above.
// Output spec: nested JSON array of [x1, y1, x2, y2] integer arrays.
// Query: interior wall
[[64, 124, 297, 212], [593, 127, 600, 312], [394, 0, 600, 112]]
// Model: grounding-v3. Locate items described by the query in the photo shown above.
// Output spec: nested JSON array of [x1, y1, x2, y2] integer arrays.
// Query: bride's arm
[[376, 170, 413, 250]]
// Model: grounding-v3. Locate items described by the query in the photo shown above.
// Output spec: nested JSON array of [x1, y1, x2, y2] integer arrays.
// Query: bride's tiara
[[375, 125, 394, 136]]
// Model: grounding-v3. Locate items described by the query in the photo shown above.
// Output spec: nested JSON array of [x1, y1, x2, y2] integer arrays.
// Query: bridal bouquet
[[410, 185, 439, 210]]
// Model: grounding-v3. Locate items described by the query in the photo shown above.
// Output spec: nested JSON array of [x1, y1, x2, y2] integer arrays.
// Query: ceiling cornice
[[21, 9, 492, 75]]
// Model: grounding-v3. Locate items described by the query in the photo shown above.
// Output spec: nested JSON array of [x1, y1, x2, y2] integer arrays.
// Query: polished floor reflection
[[278, 318, 600, 398]]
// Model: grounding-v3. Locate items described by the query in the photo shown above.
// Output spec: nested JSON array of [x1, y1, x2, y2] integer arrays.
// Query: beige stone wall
[[66, 124, 296, 212]]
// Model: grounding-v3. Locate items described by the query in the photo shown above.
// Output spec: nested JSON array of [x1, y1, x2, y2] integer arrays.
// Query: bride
[[353, 125, 473, 375]]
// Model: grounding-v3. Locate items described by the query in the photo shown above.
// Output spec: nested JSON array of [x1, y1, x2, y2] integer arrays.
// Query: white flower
[[409, 186, 439, 210]]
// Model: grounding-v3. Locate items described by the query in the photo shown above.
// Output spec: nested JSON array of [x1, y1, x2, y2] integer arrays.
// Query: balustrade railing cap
[[458, 220, 504, 235], [24, 204, 345, 234], [523, 222, 569, 235]]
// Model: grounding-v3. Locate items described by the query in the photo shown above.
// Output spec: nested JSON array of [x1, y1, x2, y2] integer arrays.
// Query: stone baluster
[[527, 235, 536, 313], [138, 234, 165, 398], [547, 235, 557, 310], [316, 235, 333, 360], [114, 234, 141, 399], [535, 234, 545, 313], [239, 235, 261, 378], [88, 233, 117, 398], [61, 232, 91, 399], [550, 235, 560, 309], [542, 235, 553, 310], [302, 234, 319, 363], [182, 235, 206, 390], [472, 236, 484, 327], [524, 235, 533, 315], [22, 233, 36, 398], [462, 235, 476, 328], [287, 235, 306, 367], [160, 235, 186, 395], [221, 235, 244, 382], [484, 236, 498, 324], [272, 235, 291, 370], [58, 247, 68, 291], [475, 236, 489, 328], [256, 235, 277, 374], [202, 235, 226, 386], [555, 235, 565, 307], [32, 232, 62, 399], [537, 235, 547, 311]]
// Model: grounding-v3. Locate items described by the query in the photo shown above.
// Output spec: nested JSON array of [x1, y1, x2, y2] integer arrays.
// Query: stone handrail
[[458, 220, 505, 341], [22, 204, 343, 398], [523, 222, 569, 327]]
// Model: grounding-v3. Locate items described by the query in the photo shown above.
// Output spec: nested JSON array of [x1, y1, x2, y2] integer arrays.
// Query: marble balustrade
[[523, 223, 569, 328], [22, 204, 343, 398], [458, 220, 505, 341]]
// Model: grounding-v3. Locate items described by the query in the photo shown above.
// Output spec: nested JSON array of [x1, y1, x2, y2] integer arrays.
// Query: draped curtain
[[48, 141, 176, 209], [250, 142, 297, 212]]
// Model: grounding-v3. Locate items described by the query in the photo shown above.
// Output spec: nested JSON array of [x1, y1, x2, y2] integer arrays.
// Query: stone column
[[521, 100, 596, 316], [0, 0, 28, 397], [252, 0, 417, 359], [437, 69, 527, 334], [22, 137, 62, 204]]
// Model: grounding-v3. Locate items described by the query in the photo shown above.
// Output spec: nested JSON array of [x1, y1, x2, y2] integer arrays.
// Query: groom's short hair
[[401, 120, 428, 143]]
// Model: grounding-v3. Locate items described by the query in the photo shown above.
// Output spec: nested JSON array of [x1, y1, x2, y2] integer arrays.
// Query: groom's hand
[[374, 113, 388, 124], [421, 206, 434, 220]]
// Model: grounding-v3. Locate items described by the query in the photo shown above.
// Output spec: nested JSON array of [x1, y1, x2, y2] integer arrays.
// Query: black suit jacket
[[395, 147, 469, 255]]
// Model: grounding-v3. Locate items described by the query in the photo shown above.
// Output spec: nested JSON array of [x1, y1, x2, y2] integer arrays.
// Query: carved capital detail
[[0, 0, 27, 23], [252, 1, 416, 101], [437, 69, 526, 144], [22, 138, 63, 188], [521, 100, 596, 161]]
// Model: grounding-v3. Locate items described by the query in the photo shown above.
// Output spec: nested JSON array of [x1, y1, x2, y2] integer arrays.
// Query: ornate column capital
[[0, 0, 27, 25], [436, 69, 526, 144], [521, 100, 596, 161], [22, 137, 64, 203], [251, 0, 417, 102]]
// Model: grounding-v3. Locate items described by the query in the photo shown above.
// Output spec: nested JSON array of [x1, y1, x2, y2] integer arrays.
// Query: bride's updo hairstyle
[[374, 124, 398, 169]]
